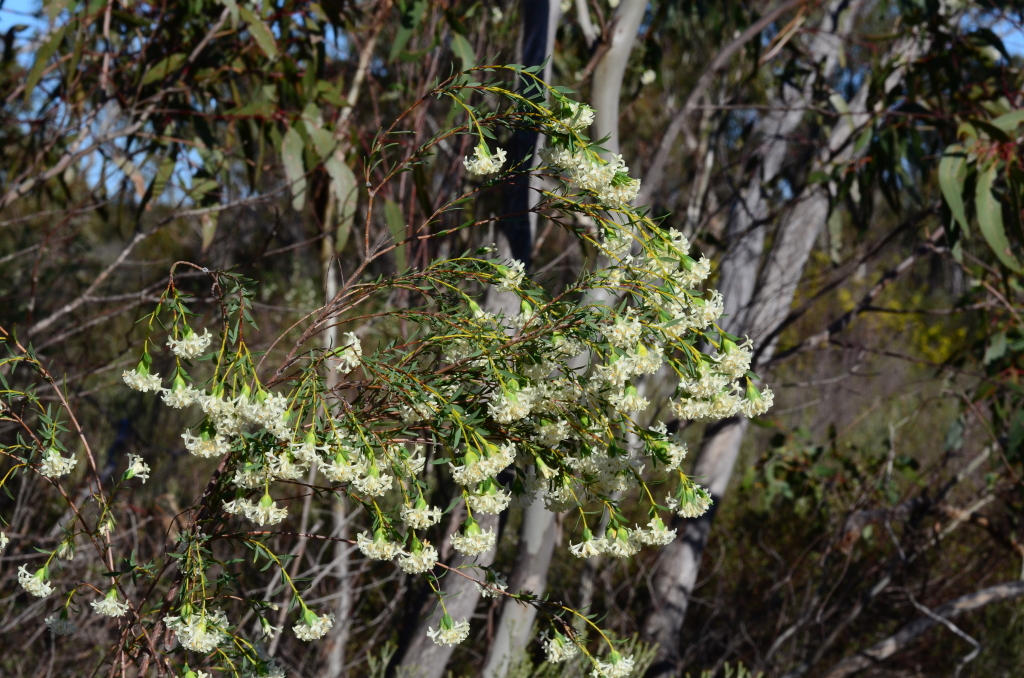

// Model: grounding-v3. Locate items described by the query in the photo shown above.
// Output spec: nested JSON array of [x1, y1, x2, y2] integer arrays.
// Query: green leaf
[[450, 32, 475, 69], [991, 109, 1024, 132], [384, 198, 406, 272], [281, 125, 307, 212], [24, 24, 67, 103], [828, 93, 850, 117], [141, 53, 186, 85], [149, 153, 177, 203], [984, 331, 1007, 365], [938, 145, 969, 234], [390, 0, 428, 63], [219, 0, 240, 28], [976, 164, 1022, 273], [328, 157, 357, 253], [201, 212, 218, 251], [239, 6, 278, 60]]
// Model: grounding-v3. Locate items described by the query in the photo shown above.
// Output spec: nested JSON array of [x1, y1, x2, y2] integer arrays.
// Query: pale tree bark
[[480, 1, 562, 674], [481, 498, 559, 677], [397, 512, 502, 678], [400, 4, 561, 677], [591, 0, 648, 156], [565, 0, 652, 614], [820, 581, 1024, 678], [642, 3, 872, 675], [321, 194, 357, 678]]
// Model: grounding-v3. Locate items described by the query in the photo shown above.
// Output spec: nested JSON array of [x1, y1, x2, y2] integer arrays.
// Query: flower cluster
[[167, 327, 212, 359], [95, 83, 774, 670], [293, 611, 335, 641], [91, 590, 130, 617], [164, 609, 230, 653], [39, 447, 77, 479], [427, 615, 471, 647], [45, 614, 77, 636], [18, 565, 52, 597], [464, 145, 506, 175]]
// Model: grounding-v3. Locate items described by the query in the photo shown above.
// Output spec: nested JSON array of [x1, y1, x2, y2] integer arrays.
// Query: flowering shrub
[[0, 66, 770, 677]]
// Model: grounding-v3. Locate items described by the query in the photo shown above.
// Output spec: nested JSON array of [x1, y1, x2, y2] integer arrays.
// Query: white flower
[[557, 100, 595, 130], [667, 485, 713, 518], [602, 231, 634, 259], [450, 525, 497, 557], [569, 537, 602, 559], [182, 430, 231, 459], [39, 448, 77, 479], [124, 453, 150, 483], [289, 435, 326, 466], [715, 338, 753, 378], [91, 591, 129, 617], [352, 472, 393, 497], [122, 368, 162, 393], [335, 332, 362, 372], [0, 532, 8, 551], [599, 175, 641, 207], [18, 565, 53, 597], [231, 464, 271, 489], [467, 488, 512, 515], [399, 397, 437, 424], [497, 259, 526, 291], [593, 653, 634, 678], [463, 145, 506, 175], [164, 609, 229, 653], [401, 503, 443, 529], [254, 663, 284, 678], [357, 531, 404, 561], [167, 328, 212, 359], [293, 611, 334, 641], [676, 255, 711, 288], [320, 453, 367, 483], [533, 419, 571, 448], [475, 572, 507, 598], [45, 614, 77, 636], [427, 617, 471, 646], [600, 531, 640, 558], [633, 518, 676, 547], [640, 69, 656, 85], [399, 542, 439, 574], [487, 389, 533, 423], [605, 312, 642, 349], [162, 384, 202, 409], [450, 443, 515, 485], [740, 385, 774, 418], [544, 632, 579, 663], [649, 422, 688, 469], [609, 387, 649, 413], [245, 496, 289, 526]]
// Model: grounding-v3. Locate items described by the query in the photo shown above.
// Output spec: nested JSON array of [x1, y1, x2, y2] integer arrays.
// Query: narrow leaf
[[141, 53, 186, 85], [976, 164, 1022, 273], [938, 145, 969, 234], [24, 25, 67, 103], [281, 125, 307, 212], [450, 32, 475, 69], [239, 6, 278, 59], [384, 198, 407, 272]]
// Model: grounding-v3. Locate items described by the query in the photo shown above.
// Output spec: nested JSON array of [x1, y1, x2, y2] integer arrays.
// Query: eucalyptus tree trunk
[[591, 0, 648, 156], [399, 4, 561, 678], [321, 194, 356, 678], [398, 512, 503, 678], [641, 3, 870, 675], [562, 0, 652, 616], [480, 2, 562, 675]]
